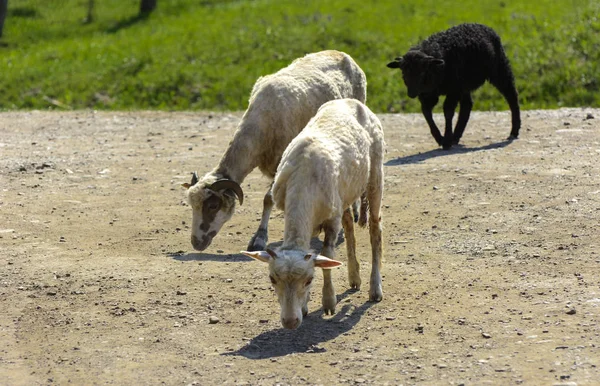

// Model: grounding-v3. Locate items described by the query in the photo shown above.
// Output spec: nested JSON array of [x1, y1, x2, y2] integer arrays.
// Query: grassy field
[[1, 0, 599, 112]]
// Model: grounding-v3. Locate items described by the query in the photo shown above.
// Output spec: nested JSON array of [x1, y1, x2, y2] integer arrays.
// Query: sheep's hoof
[[369, 284, 383, 302], [302, 304, 308, 317], [247, 231, 268, 252], [322, 295, 337, 315], [348, 274, 361, 291], [322, 305, 336, 315]]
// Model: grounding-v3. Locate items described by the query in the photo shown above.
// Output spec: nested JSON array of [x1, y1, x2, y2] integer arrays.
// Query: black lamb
[[387, 23, 521, 150]]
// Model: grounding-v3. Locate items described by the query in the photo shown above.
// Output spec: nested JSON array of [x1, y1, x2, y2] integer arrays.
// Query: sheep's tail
[[357, 192, 369, 228]]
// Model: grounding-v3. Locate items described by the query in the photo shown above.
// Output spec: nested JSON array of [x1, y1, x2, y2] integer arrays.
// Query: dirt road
[[1, 109, 599, 385]]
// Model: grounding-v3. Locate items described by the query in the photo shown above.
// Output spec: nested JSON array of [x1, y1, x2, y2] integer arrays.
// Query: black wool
[[387, 23, 521, 149]]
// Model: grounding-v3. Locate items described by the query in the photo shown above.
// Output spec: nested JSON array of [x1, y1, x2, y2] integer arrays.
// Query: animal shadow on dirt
[[166, 232, 345, 262], [224, 289, 376, 359], [167, 251, 253, 262], [385, 138, 514, 166], [268, 232, 346, 251]]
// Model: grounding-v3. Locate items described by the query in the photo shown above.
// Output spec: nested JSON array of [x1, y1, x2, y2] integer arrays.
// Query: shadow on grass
[[385, 138, 516, 166], [107, 13, 150, 34], [223, 289, 376, 359]]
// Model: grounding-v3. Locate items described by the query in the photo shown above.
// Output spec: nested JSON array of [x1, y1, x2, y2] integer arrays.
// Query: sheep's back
[[273, 99, 382, 222], [245, 51, 367, 178], [416, 23, 505, 92]]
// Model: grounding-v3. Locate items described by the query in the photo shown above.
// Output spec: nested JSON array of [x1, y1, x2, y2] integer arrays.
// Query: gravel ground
[[1, 108, 599, 385]]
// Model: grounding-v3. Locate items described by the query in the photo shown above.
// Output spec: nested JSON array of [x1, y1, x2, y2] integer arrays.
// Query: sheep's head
[[183, 172, 244, 251], [387, 51, 445, 98], [242, 248, 342, 330]]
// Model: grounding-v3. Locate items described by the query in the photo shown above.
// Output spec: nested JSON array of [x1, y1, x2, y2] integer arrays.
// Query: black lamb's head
[[387, 50, 445, 98]]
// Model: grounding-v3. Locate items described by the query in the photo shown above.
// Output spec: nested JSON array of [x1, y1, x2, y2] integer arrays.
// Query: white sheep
[[242, 98, 385, 329], [183, 50, 367, 251]]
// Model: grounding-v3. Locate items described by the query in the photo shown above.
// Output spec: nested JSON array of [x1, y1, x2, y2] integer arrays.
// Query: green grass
[[1, 0, 599, 112]]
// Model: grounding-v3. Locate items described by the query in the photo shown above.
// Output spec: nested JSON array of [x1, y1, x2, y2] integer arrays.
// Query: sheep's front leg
[[302, 292, 309, 317], [419, 95, 443, 147], [247, 186, 273, 251], [452, 93, 473, 145], [442, 95, 460, 150], [342, 208, 360, 290], [321, 219, 340, 315]]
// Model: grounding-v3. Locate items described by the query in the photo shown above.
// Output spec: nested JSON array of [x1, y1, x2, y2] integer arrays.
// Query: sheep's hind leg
[[342, 208, 361, 290], [367, 172, 384, 302], [247, 186, 273, 251], [419, 95, 443, 147], [442, 95, 460, 150], [491, 64, 521, 139], [452, 93, 473, 145], [321, 218, 340, 315]]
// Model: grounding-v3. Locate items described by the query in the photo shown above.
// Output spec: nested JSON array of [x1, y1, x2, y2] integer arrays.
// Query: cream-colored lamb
[[243, 98, 385, 329]]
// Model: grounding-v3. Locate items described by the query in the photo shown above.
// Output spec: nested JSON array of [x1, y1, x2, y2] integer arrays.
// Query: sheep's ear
[[182, 171, 199, 189], [313, 254, 343, 269], [429, 58, 445, 68], [386, 57, 403, 69], [241, 250, 272, 263]]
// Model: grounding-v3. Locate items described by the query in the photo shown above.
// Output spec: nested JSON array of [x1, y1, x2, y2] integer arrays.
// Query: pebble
[[209, 316, 220, 324], [482, 332, 492, 339], [565, 308, 576, 315]]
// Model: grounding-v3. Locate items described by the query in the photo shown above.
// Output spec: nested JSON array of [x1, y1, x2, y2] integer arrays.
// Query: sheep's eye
[[269, 275, 276, 285], [205, 196, 221, 211], [305, 277, 313, 287]]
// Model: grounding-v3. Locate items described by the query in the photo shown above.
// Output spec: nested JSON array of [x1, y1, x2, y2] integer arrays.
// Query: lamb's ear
[[429, 58, 445, 68], [386, 57, 403, 69], [313, 254, 343, 269], [241, 250, 272, 263]]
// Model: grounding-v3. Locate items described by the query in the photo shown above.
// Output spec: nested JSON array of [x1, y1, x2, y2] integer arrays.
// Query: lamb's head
[[242, 248, 342, 329], [183, 172, 244, 251], [387, 50, 445, 98]]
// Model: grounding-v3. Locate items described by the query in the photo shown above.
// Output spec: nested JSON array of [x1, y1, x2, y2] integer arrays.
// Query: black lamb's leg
[[453, 93, 473, 145], [419, 95, 443, 147], [491, 57, 521, 139], [442, 94, 460, 150]]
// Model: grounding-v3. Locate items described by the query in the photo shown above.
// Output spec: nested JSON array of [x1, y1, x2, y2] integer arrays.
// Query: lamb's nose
[[281, 317, 300, 329]]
